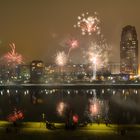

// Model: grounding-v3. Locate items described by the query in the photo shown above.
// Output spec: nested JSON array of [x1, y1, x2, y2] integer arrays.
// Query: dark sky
[[0, 0, 140, 63]]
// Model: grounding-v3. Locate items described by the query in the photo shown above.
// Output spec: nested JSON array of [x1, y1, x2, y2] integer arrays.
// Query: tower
[[120, 25, 138, 75]]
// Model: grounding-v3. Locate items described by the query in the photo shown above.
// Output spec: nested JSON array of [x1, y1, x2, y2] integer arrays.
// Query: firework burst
[[2, 43, 23, 67], [55, 51, 67, 66], [66, 38, 79, 57], [74, 12, 101, 35], [86, 42, 108, 68], [84, 41, 110, 80]]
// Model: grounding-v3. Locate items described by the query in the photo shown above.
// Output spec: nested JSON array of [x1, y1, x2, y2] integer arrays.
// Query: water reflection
[[0, 88, 140, 123]]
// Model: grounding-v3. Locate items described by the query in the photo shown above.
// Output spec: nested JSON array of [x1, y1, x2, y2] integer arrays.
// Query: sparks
[[55, 51, 67, 66], [86, 42, 109, 80], [66, 39, 79, 57], [87, 43, 102, 66], [74, 12, 101, 35], [2, 43, 24, 67]]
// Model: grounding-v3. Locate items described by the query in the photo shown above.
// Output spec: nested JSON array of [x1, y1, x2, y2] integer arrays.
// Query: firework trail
[[55, 51, 67, 66], [74, 11, 111, 66], [1, 43, 24, 67], [87, 42, 108, 66], [66, 39, 79, 58], [74, 12, 101, 35], [85, 42, 108, 80], [87, 45, 98, 79]]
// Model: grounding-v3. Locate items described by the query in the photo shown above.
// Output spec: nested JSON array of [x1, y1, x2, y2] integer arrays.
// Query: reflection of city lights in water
[[86, 93, 109, 122], [56, 101, 66, 116]]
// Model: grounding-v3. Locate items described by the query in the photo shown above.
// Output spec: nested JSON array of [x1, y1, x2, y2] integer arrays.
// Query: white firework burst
[[74, 12, 101, 35], [55, 51, 67, 66]]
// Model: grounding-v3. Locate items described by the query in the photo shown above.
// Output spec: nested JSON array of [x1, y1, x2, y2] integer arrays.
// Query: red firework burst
[[2, 43, 24, 66]]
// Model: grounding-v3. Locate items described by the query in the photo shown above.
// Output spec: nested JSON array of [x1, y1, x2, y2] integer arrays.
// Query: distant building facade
[[30, 60, 44, 83], [120, 25, 138, 74], [108, 62, 120, 74], [18, 64, 30, 83]]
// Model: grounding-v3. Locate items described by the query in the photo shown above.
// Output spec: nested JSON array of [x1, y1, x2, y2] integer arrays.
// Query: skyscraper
[[120, 25, 138, 75]]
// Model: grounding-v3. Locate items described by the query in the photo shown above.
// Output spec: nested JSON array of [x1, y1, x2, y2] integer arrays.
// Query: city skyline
[[0, 0, 140, 63]]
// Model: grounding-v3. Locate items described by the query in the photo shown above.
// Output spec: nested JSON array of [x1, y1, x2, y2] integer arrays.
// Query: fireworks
[[54, 11, 111, 70], [88, 49, 99, 65], [66, 39, 79, 57], [74, 12, 101, 35], [55, 51, 67, 66], [67, 39, 79, 49], [2, 43, 23, 67], [86, 43, 101, 80], [89, 54, 98, 80], [56, 101, 66, 116], [84, 41, 110, 80]]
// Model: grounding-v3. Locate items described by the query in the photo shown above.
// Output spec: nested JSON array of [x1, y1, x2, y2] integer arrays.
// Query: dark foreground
[[1, 121, 140, 140]]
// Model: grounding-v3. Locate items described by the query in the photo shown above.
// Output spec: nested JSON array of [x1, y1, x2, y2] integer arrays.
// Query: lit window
[[37, 63, 43, 67]]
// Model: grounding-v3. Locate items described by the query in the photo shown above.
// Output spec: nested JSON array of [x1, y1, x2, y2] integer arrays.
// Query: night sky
[[0, 0, 140, 63]]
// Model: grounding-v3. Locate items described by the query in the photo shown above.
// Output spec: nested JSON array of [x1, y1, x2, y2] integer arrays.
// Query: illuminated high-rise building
[[30, 60, 44, 83], [120, 25, 138, 74]]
